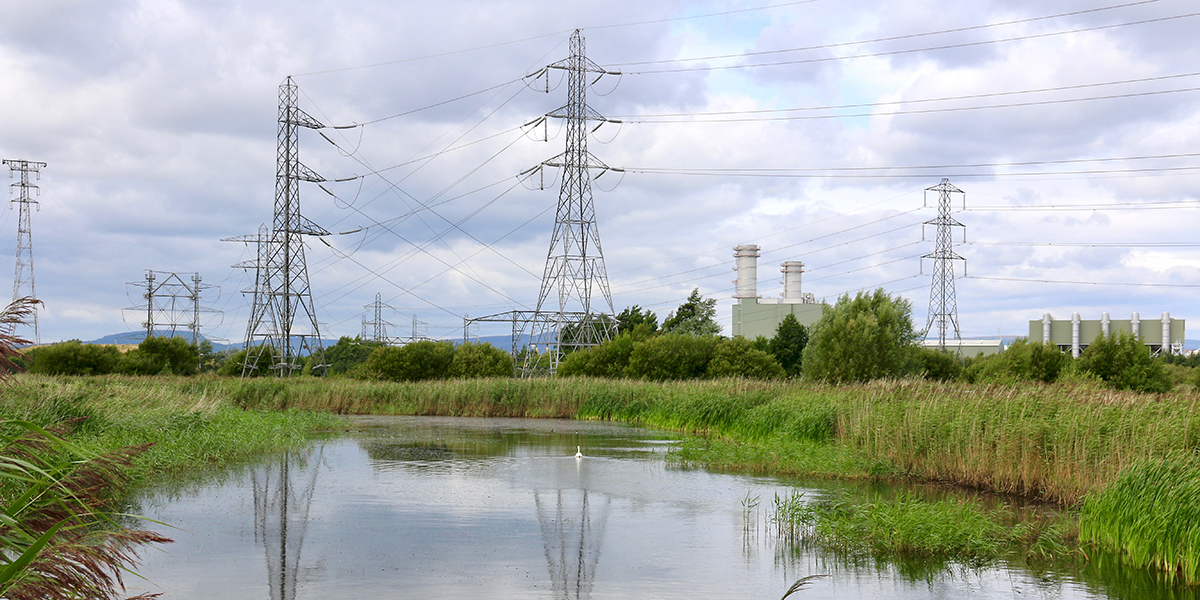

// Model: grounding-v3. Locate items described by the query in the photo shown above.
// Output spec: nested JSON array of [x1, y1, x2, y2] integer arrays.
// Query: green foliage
[[705, 337, 785, 380], [1077, 332, 1172, 393], [26, 341, 121, 376], [119, 336, 199, 376], [359, 340, 456, 382], [448, 342, 512, 378], [558, 333, 637, 378], [323, 336, 386, 376], [914, 347, 963, 382], [625, 334, 719, 380], [616, 305, 658, 336], [661, 288, 721, 337], [1082, 456, 1200, 584], [801, 289, 918, 383], [963, 339, 1068, 384], [216, 346, 278, 377], [768, 314, 808, 377]]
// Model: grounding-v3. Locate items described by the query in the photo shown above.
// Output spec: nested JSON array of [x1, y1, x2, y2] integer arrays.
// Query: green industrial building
[[730, 244, 825, 339], [1028, 311, 1184, 357]]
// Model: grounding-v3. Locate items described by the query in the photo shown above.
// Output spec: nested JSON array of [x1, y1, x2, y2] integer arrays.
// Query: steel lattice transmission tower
[[520, 29, 620, 376], [239, 77, 330, 377], [921, 178, 967, 350], [361, 293, 397, 344], [4, 159, 45, 344], [128, 270, 214, 345]]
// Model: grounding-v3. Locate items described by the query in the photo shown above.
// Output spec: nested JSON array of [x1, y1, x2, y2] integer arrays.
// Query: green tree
[[358, 340, 456, 382], [801, 289, 919, 383], [616, 305, 658, 335], [625, 333, 719, 380], [1078, 332, 1172, 393], [661, 288, 721, 337], [323, 336, 386, 376], [449, 342, 512, 378], [768, 314, 808, 377], [26, 341, 121, 376], [706, 337, 785, 379], [119, 336, 199, 376]]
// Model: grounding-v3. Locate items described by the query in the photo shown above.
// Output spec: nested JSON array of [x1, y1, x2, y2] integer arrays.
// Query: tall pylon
[[4, 159, 45, 344], [240, 77, 330, 376], [921, 178, 966, 350], [520, 29, 620, 376], [361, 292, 397, 344]]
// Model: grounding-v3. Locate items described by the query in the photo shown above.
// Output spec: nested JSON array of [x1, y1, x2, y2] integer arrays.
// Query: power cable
[[625, 11, 1200, 75], [966, 275, 1200, 288]]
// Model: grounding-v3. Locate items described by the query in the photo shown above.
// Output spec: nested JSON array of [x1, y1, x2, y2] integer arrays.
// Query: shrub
[[1077, 332, 1172, 393], [119, 336, 199, 376], [706, 337, 785, 379], [625, 333, 719, 380], [661, 288, 721, 337], [359, 340, 455, 381], [448, 342, 512, 378], [963, 339, 1067, 384], [558, 334, 637, 378], [801, 289, 918, 383], [915, 347, 962, 382], [323, 336, 386, 376], [26, 341, 121, 376]]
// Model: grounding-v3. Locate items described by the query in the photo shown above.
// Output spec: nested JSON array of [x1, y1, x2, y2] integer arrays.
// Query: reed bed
[[5, 373, 1198, 581]]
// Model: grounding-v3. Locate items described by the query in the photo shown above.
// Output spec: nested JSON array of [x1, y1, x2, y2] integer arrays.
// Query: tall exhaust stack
[[733, 244, 760, 300], [781, 261, 805, 302]]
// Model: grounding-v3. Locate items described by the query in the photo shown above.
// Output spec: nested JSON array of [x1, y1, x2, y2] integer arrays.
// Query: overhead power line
[[612, 0, 1164, 67], [626, 11, 1200, 75], [967, 275, 1200, 288]]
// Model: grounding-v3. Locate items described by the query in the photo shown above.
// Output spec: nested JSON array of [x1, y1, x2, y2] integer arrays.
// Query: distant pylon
[[921, 178, 966, 350], [240, 77, 330, 376], [361, 293, 397, 343], [519, 29, 620, 376], [129, 270, 214, 345], [4, 159, 45, 344]]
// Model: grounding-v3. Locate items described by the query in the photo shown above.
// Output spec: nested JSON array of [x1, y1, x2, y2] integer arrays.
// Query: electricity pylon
[[128, 270, 213, 344], [239, 77, 330, 376], [921, 178, 966, 350], [361, 292, 397, 343], [4, 159, 45, 344], [519, 29, 621, 376]]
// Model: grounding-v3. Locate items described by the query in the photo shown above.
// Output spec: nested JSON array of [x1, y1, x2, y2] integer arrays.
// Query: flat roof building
[[1028, 312, 1184, 357]]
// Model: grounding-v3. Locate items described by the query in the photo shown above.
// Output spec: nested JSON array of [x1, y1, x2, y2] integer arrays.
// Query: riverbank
[[4, 374, 1197, 583]]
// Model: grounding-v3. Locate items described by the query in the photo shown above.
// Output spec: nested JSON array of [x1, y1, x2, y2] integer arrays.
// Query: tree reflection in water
[[535, 457, 609, 600], [252, 449, 322, 600]]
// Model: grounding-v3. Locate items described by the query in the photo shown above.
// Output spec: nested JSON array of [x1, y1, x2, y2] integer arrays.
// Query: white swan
[[575, 446, 583, 459]]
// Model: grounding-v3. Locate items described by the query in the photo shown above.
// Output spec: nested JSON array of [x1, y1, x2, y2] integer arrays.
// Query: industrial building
[[730, 244, 824, 339], [1028, 312, 1184, 357]]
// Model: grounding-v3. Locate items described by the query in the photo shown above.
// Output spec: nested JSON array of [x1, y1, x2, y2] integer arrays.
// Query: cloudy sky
[[2, 0, 1199, 345]]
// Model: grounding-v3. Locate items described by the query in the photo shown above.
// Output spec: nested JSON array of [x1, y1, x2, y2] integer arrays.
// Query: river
[[127, 416, 1193, 599]]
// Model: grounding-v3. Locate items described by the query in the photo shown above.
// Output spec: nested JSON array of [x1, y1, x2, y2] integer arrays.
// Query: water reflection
[[252, 449, 322, 600], [535, 457, 609, 600]]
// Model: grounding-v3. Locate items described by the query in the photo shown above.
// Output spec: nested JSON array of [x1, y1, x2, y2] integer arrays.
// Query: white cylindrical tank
[[1131, 312, 1141, 340], [733, 244, 760, 299], [1071, 312, 1081, 358], [1101, 312, 1110, 337], [1042, 313, 1052, 344], [1163, 311, 1172, 354], [781, 261, 805, 303]]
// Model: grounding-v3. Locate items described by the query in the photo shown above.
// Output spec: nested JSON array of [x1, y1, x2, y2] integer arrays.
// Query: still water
[[129, 417, 1189, 599]]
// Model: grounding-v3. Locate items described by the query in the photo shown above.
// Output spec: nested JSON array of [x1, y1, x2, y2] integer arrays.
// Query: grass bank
[[4, 374, 1198, 582], [0, 375, 338, 483]]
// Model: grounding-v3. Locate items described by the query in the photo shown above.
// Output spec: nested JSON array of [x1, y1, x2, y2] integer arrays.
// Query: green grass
[[1082, 456, 1200, 585]]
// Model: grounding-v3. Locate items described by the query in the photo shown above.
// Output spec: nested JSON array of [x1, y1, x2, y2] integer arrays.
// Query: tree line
[[13, 287, 1187, 393]]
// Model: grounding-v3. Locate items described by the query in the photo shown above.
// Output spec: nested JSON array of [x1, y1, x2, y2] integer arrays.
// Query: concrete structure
[[919, 339, 1005, 357], [731, 244, 824, 339], [1028, 312, 1184, 357]]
